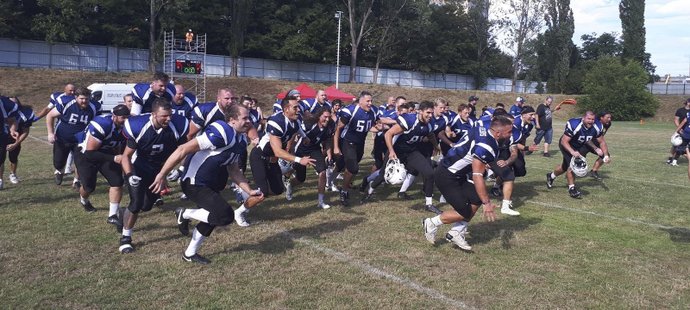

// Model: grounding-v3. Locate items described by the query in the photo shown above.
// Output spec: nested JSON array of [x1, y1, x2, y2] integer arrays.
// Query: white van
[[88, 83, 135, 112]]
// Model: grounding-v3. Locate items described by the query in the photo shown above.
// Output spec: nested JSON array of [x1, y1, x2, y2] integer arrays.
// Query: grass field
[[1, 116, 689, 308]]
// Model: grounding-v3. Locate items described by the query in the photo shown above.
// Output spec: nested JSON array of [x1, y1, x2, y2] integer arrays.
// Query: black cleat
[[397, 192, 412, 200], [339, 190, 349, 207], [119, 236, 135, 253], [81, 200, 97, 213], [360, 193, 374, 204], [590, 170, 602, 181], [546, 173, 555, 189], [107, 215, 121, 226], [154, 197, 164, 206], [543, 152, 551, 157], [182, 253, 211, 265], [568, 187, 582, 199], [425, 204, 443, 215], [359, 177, 370, 193], [490, 186, 502, 198], [174, 207, 190, 236], [525, 150, 533, 155], [54, 171, 63, 185]]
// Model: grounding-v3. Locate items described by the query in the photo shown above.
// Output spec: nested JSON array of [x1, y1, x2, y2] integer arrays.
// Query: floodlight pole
[[335, 10, 343, 89]]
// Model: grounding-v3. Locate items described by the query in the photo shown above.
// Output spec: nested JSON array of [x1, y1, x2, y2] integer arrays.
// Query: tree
[[369, 0, 408, 84], [466, 0, 496, 89], [500, 0, 546, 92], [619, 0, 646, 65], [542, 0, 574, 94], [580, 32, 622, 61], [344, 0, 375, 83], [578, 56, 658, 120], [229, 0, 253, 77]]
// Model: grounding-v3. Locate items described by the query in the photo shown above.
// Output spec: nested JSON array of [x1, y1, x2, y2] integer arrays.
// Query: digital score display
[[175, 59, 202, 75]]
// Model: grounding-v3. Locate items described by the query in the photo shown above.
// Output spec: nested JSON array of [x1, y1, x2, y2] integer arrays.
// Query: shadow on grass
[[466, 216, 542, 249], [661, 227, 690, 243], [218, 217, 366, 255]]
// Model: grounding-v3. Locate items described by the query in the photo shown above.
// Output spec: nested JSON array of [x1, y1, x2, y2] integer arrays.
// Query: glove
[[127, 174, 142, 188]]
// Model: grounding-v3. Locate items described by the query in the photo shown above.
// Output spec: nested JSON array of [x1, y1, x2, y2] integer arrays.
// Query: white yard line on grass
[[528, 200, 678, 230], [28, 134, 51, 144], [279, 230, 473, 309], [526, 164, 690, 189]]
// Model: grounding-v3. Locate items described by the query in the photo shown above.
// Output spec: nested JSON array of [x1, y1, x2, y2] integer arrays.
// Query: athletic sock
[[367, 185, 375, 195], [184, 208, 210, 223], [425, 196, 433, 205], [366, 170, 380, 183], [550, 172, 556, 179], [318, 193, 324, 204], [80, 196, 89, 205], [235, 204, 248, 214], [399, 174, 415, 192], [502, 200, 512, 208], [122, 229, 132, 237], [109, 202, 119, 217], [430, 215, 443, 226], [184, 228, 206, 257], [568, 184, 575, 189]]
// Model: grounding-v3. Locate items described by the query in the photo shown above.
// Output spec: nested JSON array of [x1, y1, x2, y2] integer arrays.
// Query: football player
[[422, 115, 512, 251], [150, 104, 263, 264], [130, 72, 175, 115], [118, 98, 189, 254], [589, 111, 613, 180], [546, 111, 608, 198], [332, 91, 380, 206], [1, 97, 34, 187], [0, 96, 19, 189]]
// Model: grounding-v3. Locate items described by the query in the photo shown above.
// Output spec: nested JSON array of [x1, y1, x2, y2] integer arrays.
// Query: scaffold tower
[[163, 30, 207, 102]]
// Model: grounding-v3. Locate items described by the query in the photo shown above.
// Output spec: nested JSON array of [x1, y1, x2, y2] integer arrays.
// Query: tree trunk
[[231, 55, 239, 77], [349, 45, 357, 83], [148, 0, 156, 72]]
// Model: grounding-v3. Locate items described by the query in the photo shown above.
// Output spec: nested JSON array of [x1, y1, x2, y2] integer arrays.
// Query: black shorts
[[294, 148, 327, 183], [126, 170, 160, 214], [372, 135, 387, 169], [559, 141, 594, 171], [5, 135, 21, 164], [249, 146, 284, 196], [74, 151, 124, 194], [53, 141, 77, 171], [181, 180, 234, 227], [488, 150, 526, 181], [434, 167, 480, 219], [339, 140, 364, 175]]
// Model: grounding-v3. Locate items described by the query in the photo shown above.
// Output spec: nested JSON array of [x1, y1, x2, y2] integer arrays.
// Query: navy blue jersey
[[376, 108, 399, 137], [295, 121, 332, 155], [442, 120, 501, 175], [54, 98, 101, 143], [431, 113, 451, 135], [76, 114, 126, 153], [1, 96, 19, 132], [449, 115, 474, 143], [183, 120, 247, 192], [392, 113, 433, 154], [49, 91, 72, 109], [681, 111, 690, 138], [124, 114, 189, 173], [14, 105, 35, 132], [131, 82, 175, 114], [445, 110, 458, 122], [191, 102, 225, 131], [249, 108, 263, 130], [273, 99, 309, 116], [302, 98, 332, 114], [563, 118, 604, 148], [338, 104, 380, 144], [171, 96, 196, 119], [258, 112, 299, 157], [468, 104, 478, 121], [513, 115, 534, 142], [509, 104, 522, 117]]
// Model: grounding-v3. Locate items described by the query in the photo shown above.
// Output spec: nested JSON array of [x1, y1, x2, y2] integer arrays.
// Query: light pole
[[335, 10, 343, 89]]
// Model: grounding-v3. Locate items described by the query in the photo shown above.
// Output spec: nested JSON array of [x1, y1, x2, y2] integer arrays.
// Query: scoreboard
[[175, 59, 202, 75]]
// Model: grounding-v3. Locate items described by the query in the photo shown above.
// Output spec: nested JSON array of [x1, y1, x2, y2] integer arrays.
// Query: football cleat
[[423, 218, 437, 244], [546, 173, 555, 189], [318, 202, 331, 210], [590, 170, 602, 181], [568, 187, 582, 199], [329, 183, 339, 192], [234, 210, 250, 227], [106, 215, 121, 226], [425, 204, 442, 215], [359, 177, 370, 193], [154, 197, 164, 206], [182, 253, 211, 265], [339, 190, 349, 207], [72, 179, 81, 191], [670, 160, 678, 166], [446, 230, 472, 251], [283, 176, 293, 201], [119, 236, 135, 253], [543, 152, 551, 157], [490, 186, 502, 198], [0, 179, 3, 190], [80, 200, 97, 213], [9, 173, 19, 184], [360, 192, 374, 204], [397, 192, 412, 200], [500, 201, 520, 216], [166, 169, 181, 182], [174, 207, 190, 236], [54, 170, 63, 185]]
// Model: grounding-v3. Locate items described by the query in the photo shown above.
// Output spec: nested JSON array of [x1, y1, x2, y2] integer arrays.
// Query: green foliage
[[580, 32, 621, 61], [578, 56, 658, 120], [619, 0, 646, 65]]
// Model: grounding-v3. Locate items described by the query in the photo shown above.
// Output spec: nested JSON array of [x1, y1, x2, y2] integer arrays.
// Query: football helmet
[[671, 133, 683, 146], [570, 156, 588, 177], [384, 158, 407, 185]]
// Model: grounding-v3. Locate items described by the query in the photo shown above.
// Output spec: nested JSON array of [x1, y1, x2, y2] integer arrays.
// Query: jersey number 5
[[355, 120, 372, 133]]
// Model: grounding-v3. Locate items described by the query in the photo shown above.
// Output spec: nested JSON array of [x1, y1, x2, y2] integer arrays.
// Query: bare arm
[[471, 158, 496, 222], [333, 120, 345, 155], [45, 108, 61, 143], [270, 134, 314, 166], [384, 124, 403, 159], [121, 146, 136, 176]]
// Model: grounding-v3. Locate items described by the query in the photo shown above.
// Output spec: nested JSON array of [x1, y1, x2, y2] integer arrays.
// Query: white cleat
[[423, 218, 437, 244], [283, 176, 293, 201], [234, 210, 250, 227], [446, 230, 472, 251], [9, 173, 19, 184], [318, 202, 331, 210], [500, 202, 520, 216]]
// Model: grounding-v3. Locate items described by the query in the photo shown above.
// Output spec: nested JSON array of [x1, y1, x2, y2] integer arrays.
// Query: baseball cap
[[468, 95, 479, 101], [112, 104, 130, 116], [287, 89, 301, 98], [516, 96, 525, 103]]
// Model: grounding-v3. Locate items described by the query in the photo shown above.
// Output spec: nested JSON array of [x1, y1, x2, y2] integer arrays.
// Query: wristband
[[472, 173, 483, 176], [294, 156, 302, 163]]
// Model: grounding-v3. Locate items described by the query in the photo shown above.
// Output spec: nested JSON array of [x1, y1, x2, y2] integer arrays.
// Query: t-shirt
[[536, 103, 553, 130], [675, 107, 690, 124]]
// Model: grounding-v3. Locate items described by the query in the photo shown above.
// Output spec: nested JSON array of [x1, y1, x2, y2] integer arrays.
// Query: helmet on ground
[[384, 158, 407, 185], [570, 156, 588, 177], [278, 158, 294, 175], [671, 133, 683, 146]]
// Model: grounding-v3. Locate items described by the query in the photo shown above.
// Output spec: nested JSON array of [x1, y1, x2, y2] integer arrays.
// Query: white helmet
[[570, 156, 588, 177], [278, 158, 294, 175], [384, 158, 407, 185], [671, 133, 683, 146]]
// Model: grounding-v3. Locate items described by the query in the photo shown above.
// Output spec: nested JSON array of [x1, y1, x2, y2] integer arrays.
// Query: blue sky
[[572, 0, 690, 77]]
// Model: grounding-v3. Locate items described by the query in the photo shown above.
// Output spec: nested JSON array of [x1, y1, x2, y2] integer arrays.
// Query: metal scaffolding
[[163, 30, 207, 102]]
